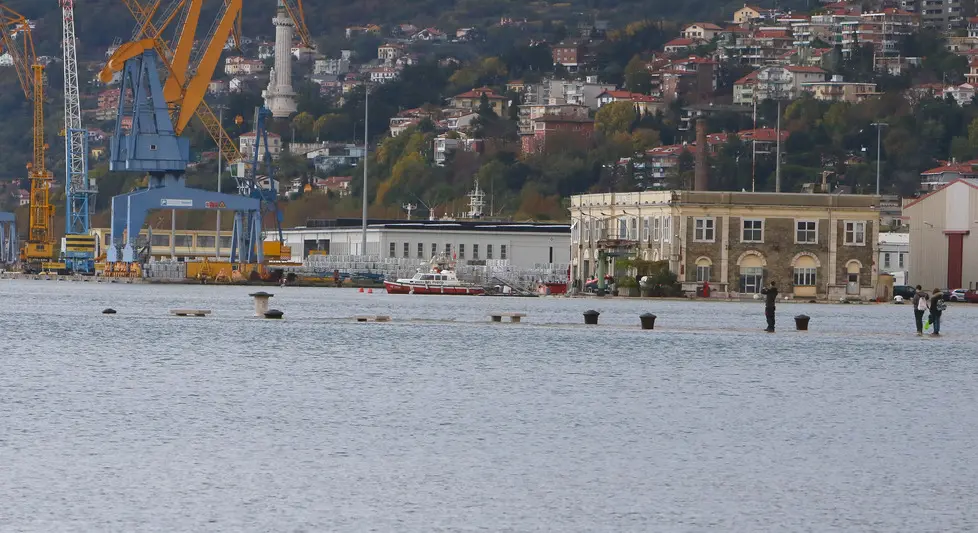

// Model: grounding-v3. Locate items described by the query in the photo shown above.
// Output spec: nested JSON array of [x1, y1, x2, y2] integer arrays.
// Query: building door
[[947, 233, 965, 289], [846, 273, 859, 295]]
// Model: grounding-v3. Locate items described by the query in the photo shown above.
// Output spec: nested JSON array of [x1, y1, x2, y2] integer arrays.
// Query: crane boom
[[110, 0, 244, 167], [0, 4, 56, 268], [280, 0, 314, 50]]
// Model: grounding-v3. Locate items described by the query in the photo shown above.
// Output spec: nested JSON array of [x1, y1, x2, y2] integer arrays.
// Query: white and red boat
[[384, 257, 485, 295]]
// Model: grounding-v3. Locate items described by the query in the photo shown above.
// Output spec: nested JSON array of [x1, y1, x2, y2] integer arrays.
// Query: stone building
[[569, 190, 881, 300]]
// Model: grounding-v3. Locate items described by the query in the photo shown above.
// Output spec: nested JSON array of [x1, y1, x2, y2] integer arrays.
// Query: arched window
[[695, 257, 712, 283], [793, 255, 817, 286], [738, 252, 766, 293]]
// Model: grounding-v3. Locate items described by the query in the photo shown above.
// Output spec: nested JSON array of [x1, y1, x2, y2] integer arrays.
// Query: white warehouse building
[[272, 218, 571, 268]]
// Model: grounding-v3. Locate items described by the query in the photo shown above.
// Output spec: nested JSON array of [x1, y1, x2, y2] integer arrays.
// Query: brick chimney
[[694, 117, 708, 191]]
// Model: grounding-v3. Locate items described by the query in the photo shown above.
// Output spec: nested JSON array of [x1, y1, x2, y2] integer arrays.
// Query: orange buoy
[[358, 287, 364, 293], [367, 288, 373, 294]]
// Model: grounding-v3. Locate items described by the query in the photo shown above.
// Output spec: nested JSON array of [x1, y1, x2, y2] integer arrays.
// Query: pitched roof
[[685, 22, 723, 30], [737, 127, 789, 142], [664, 38, 696, 47], [734, 70, 759, 85], [453, 87, 505, 100], [902, 179, 978, 210], [919, 164, 978, 176]]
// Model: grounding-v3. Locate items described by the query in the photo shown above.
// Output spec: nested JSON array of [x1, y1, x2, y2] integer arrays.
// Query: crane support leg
[[107, 183, 263, 263], [0, 213, 17, 265]]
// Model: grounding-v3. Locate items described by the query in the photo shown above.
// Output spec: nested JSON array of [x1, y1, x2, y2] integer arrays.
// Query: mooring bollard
[[639, 313, 657, 330], [248, 291, 274, 317], [583, 310, 600, 325], [264, 309, 284, 320], [795, 314, 811, 331], [102, 308, 117, 315]]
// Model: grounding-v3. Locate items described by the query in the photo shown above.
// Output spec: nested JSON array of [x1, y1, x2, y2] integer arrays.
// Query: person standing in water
[[761, 281, 779, 332], [912, 285, 929, 336]]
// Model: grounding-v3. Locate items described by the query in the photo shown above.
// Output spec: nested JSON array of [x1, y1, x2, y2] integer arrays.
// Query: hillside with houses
[[2, 0, 978, 224]]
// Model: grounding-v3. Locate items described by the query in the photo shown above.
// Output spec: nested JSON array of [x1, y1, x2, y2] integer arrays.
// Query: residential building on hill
[[552, 40, 587, 71], [801, 75, 877, 102], [570, 190, 881, 300], [451, 87, 509, 116]]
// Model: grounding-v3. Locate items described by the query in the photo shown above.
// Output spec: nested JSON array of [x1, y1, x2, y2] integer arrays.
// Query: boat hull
[[384, 281, 485, 295]]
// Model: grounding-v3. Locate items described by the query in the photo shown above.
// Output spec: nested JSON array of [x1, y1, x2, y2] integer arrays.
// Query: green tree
[[595, 101, 638, 136], [623, 55, 652, 94]]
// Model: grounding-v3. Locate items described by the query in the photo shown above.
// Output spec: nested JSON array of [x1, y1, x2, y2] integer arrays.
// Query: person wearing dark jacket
[[911, 285, 928, 336], [761, 281, 779, 332], [929, 288, 944, 336]]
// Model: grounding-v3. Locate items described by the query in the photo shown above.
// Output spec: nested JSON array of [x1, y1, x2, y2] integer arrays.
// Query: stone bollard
[[794, 314, 811, 331], [583, 310, 600, 325], [248, 291, 274, 317], [639, 313, 657, 330]]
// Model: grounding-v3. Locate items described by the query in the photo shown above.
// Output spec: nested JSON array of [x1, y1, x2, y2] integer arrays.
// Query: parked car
[[966, 289, 978, 303], [893, 285, 917, 300], [941, 289, 953, 301], [949, 289, 968, 302]]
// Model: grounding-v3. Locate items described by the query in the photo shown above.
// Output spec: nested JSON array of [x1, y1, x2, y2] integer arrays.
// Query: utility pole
[[361, 84, 368, 256], [871, 121, 888, 195], [775, 99, 782, 193]]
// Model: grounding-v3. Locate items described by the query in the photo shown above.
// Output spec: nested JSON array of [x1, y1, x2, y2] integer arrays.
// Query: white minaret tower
[[263, 1, 297, 117]]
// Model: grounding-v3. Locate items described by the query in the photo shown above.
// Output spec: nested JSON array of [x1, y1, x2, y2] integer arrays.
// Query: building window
[[663, 217, 671, 242], [197, 235, 216, 248], [444, 243, 452, 256], [653, 217, 661, 241], [883, 252, 891, 269], [740, 266, 763, 294], [742, 219, 763, 243], [458, 244, 465, 259], [694, 217, 715, 242], [501, 245, 507, 260], [151, 234, 170, 247], [417, 243, 424, 258], [642, 217, 650, 242], [473, 244, 479, 259], [629, 217, 638, 240], [389, 242, 396, 258], [402, 242, 409, 258], [796, 220, 817, 244], [431, 243, 437, 257], [584, 220, 590, 242], [572, 221, 580, 243], [487, 244, 493, 259], [174, 235, 192, 248], [695, 258, 712, 282], [618, 217, 627, 239], [898, 253, 905, 268], [219, 236, 233, 250], [845, 221, 866, 245], [794, 267, 817, 286]]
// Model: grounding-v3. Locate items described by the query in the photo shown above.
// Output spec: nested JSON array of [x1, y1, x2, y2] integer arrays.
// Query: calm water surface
[[2, 280, 977, 532]]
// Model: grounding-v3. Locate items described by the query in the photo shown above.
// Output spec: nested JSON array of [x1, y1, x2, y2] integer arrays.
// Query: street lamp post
[[871, 122, 888, 195], [361, 84, 369, 257]]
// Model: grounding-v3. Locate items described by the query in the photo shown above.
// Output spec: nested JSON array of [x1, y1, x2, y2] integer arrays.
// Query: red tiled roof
[[734, 70, 759, 85], [920, 164, 978, 176], [454, 87, 505, 99], [664, 38, 695, 47], [737, 128, 789, 143]]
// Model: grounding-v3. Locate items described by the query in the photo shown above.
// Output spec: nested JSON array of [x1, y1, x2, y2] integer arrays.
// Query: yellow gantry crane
[[0, 5, 57, 268]]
